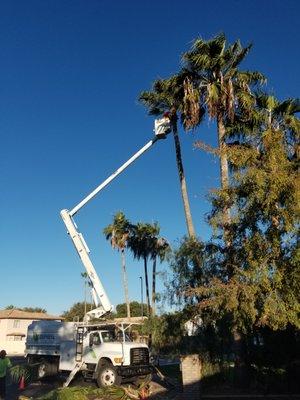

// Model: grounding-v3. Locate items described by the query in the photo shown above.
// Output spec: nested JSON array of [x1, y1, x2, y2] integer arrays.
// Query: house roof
[[0, 309, 62, 321]]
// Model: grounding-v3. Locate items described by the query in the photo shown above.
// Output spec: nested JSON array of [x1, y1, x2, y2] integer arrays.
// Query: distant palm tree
[[128, 222, 159, 316], [255, 93, 300, 135], [151, 235, 170, 317], [103, 212, 132, 319], [227, 94, 300, 168], [81, 272, 93, 316], [139, 73, 204, 238], [183, 33, 265, 234]]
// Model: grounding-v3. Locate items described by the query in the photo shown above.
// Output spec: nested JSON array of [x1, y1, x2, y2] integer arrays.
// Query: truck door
[[83, 332, 101, 365]]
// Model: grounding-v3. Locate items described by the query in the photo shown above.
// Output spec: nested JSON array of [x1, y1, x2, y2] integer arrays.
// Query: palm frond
[[237, 71, 266, 86], [206, 82, 220, 118], [275, 98, 300, 116], [183, 76, 201, 129], [231, 43, 252, 69], [208, 32, 226, 57]]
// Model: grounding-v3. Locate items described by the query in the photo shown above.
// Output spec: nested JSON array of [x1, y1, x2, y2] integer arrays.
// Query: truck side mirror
[[89, 333, 94, 347]]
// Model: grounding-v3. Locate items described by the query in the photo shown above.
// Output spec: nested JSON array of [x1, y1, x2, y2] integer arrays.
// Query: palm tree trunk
[[143, 256, 151, 316], [171, 117, 196, 238], [151, 257, 157, 317], [217, 114, 231, 232], [218, 115, 245, 373], [232, 329, 246, 384], [121, 250, 131, 319]]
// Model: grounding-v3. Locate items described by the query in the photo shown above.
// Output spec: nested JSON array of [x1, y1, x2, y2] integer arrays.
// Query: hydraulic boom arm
[[60, 117, 171, 321]]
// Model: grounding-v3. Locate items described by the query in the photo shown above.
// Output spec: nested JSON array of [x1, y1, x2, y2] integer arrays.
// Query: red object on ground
[[139, 387, 148, 399], [19, 375, 25, 390]]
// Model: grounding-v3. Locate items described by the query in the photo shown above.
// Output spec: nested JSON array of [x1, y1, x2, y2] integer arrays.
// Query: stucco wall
[[0, 319, 34, 355]]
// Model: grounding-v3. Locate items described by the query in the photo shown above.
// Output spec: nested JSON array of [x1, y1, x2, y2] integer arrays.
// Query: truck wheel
[[37, 361, 58, 379], [96, 362, 121, 387], [37, 362, 49, 379]]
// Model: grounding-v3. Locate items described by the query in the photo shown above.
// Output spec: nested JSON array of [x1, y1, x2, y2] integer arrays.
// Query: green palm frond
[[206, 82, 220, 118], [228, 43, 252, 70], [275, 98, 300, 116], [139, 90, 169, 115], [183, 37, 213, 70], [283, 115, 300, 135], [254, 92, 300, 135], [238, 70, 266, 86], [140, 71, 203, 131], [208, 32, 226, 57], [236, 91, 255, 111], [10, 364, 35, 384], [182, 33, 265, 130], [35, 385, 140, 400], [255, 92, 277, 110]]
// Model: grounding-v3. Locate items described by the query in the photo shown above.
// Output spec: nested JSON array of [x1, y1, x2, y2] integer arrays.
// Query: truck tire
[[96, 362, 121, 387], [37, 361, 49, 379], [37, 361, 58, 379]]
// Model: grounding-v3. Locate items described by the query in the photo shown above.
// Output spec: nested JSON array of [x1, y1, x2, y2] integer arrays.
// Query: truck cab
[[26, 320, 152, 387]]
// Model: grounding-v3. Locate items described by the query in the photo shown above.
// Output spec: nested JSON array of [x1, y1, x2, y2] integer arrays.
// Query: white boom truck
[[25, 117, 171, 387]]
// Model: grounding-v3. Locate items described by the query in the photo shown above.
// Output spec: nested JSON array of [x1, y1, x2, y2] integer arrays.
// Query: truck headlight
[[114, 357, 123, 364]]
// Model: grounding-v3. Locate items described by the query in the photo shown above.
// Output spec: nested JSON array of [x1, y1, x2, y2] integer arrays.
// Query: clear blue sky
[[1, 0, 299, 315]]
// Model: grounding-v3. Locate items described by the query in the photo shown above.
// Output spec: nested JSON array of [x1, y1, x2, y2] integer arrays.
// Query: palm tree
[[181, 34, 266, 369], [128, 222, 159, 316], [182, 33, 265, 234], [81, 272, 93, 316], [255, 93, 300, 137], [139, 74, 204, 238], [228, 93, 300, 169], [103, 212, 132, 319], [151, 235, 170, 317]]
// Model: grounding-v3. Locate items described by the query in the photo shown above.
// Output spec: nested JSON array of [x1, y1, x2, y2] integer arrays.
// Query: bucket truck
[[25, 117, 171, 387]]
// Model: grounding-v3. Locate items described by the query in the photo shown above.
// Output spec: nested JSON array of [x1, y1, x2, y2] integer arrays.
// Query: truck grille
[[130, 347, 149, 365]]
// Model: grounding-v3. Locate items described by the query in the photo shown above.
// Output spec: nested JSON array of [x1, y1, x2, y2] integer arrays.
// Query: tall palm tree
[[181, 34, 266, 369], [182, 33, 265, 234], [139, 74, 204, 238], [151, 235, 170, 317], [103, 212, 132, 319], [128, 222, 159, 316]]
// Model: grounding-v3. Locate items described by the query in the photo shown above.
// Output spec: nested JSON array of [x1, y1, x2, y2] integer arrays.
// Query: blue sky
[[1, 0, 299, 315]]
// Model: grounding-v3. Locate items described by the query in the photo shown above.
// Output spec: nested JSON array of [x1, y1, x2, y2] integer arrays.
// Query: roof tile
[[0, 309, 62, 320]]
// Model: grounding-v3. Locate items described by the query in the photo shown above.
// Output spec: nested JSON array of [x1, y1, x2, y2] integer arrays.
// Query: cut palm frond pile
[[11, 364, 36, 384], [18, 384, 149, 400]]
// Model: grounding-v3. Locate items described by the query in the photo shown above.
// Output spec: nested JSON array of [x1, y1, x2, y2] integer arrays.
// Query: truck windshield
[[101, 331, 116, 342]]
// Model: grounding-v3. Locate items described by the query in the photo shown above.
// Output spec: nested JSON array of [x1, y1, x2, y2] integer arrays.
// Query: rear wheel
[[37, 360, 58, 379], [96, 362, 121, 387], [37, 362, 49, 379]]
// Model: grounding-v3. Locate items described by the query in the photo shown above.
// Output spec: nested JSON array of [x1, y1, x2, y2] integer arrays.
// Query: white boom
[[61, 117, 171, 321]]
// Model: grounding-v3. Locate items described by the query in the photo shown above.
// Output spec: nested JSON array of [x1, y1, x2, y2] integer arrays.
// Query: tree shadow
[[148, 363, 300, 399]]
